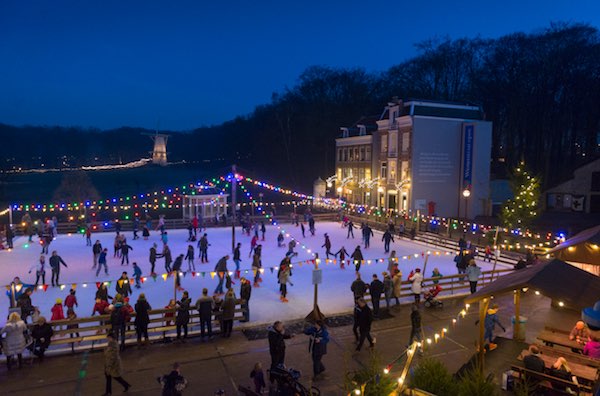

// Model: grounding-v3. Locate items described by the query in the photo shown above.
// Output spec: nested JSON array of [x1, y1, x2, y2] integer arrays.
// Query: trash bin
[[511, 316, 527, 340]]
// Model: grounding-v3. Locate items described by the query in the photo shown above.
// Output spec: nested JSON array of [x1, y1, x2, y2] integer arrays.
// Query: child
[[250, 362, 266, 394], [164, 299, 176, 326], [51, 298, 65, 321], [65, 289, 78, 311], [133, 262, 142, 289], [67, 310, 80, 340]]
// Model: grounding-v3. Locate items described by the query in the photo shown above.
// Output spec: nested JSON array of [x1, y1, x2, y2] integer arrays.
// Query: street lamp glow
[[336, 187, 342, 193], [462, 189, 471, 198]]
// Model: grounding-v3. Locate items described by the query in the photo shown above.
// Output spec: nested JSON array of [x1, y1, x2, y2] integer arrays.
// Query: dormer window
[[341, 127, 349, 138], [358, 125, 366, 136]]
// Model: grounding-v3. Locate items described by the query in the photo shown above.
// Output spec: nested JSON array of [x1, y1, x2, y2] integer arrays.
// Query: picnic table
[[518, 350, 599, 384], [537, 328, 585, 352], [535, 344, 600, 369]]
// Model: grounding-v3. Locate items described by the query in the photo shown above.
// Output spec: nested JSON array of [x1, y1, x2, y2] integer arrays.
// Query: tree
[[53, 171, 100, 206], [501, 163, 541, 229]]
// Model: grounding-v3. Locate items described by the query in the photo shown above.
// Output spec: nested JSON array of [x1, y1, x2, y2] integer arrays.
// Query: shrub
[[408, 357, 457, 396]]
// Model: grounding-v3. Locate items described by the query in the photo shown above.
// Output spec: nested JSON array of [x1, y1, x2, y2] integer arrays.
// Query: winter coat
[[369, 279, 384, 298], [304, 326, 329, 356], [221, 296, 236, 321], [98, 251, 107, 265], [351, 279, 367, 299], [268, 326, 291, 358], [31, 323, 53, 345], [49, 255, 67, 272], [120, 244, 133, 255], [162, 248, 172, 264], [172, 256, 183, 272], [195, 296, 213, 320], [93, 300, 110, 316], [240, 282, 252, 302], [198, 236, 208, 249], [51, 303, 65, 321], [184, 248, 194, 260], [214, 257, 228, 273], [383, 277, 393, 296], [233, 246, 241, 261], [95, 287, 112, 302], [175, 297, 191, 325], [409, 272, 423, 294], [116, 277, 132, 297], [484, 310, 504, 332], [110, 304, 128, 328], [149, 247, 157, 263], [104, 339, 122, 377], [351, 249, 363, 262], [411, 309, 421, 329], [1, 320, 27, 355], [466, 265, 481, 282], [356, 304, 373, 330], [159, 370, 188, 396], [278, 267, 291, 285], [93, 242, 103, 255], [251, 254, 261, 269], [382, 231, 394, 243], [133, 265, 142, 278], [392, 272, 402, 298], [65, 294, 78, 308], [134, 299, 151, 327], [583, 340, 600, 359], [17, 293, 34, 318]]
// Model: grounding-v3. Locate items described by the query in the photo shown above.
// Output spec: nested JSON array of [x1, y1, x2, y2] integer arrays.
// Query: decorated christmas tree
[[501, 162, 541, 230]]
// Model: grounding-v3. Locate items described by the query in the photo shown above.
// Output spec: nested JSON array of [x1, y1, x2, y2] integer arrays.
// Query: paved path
[[0, 293, 575, 395]]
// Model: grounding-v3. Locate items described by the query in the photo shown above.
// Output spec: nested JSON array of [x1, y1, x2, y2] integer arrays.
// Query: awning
[[547, 225, 600, 265]]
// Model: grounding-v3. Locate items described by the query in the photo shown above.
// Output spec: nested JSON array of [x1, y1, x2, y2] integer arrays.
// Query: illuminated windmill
[[145, 132, 169, 166]]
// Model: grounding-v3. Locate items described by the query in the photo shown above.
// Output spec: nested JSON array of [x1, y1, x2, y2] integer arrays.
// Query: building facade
[[545, 157, 600, 214], [334, 99, 492, 219]]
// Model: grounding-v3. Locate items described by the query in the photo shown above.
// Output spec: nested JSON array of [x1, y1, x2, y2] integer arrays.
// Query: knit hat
[[56, 298, 62, 304]]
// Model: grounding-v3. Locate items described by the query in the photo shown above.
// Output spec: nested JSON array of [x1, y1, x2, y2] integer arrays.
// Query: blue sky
[[1, 0, 599, 130]]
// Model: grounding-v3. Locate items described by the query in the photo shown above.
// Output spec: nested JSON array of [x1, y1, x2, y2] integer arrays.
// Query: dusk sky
[[2, 0, 600, 130]]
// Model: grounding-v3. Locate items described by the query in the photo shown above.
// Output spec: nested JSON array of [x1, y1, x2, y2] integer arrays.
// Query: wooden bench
[[517, 350, 599, 384], [535, 344, 600, 369], [537, 327, 585, 353], [510, 365, 593, 395]]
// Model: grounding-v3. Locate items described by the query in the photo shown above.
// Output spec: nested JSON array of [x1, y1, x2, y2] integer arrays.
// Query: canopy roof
[[465, 259, 600, 309], [547, 225, 600, 265]]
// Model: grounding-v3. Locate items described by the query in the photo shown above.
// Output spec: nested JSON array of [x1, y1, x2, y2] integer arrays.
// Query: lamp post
[[462, 188, 471, 220]]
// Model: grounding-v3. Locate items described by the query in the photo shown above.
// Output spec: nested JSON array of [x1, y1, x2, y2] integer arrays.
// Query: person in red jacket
[[51, 298, 65, 321], [64, 289, 78, 314], [92, 298, 109, 316]]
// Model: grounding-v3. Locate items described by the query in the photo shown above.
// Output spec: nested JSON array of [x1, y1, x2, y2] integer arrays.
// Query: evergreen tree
[[501, 163, 541, 229]]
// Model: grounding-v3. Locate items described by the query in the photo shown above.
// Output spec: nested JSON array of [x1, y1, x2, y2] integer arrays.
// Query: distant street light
[[462, 189, 471, 198]]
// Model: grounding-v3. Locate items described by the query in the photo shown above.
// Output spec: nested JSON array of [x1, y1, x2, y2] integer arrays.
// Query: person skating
[[175, 291, 191, 342], [221, 290, 236, 337], [116, 272, 132, 298], [5, 225, 14, 249], [322, 233, 333, 259], [85, 226, 92, 246], [161, 231, 169, 246], [300, 222, 306, 238], [335, 246, 349, 269], [268, 321, 293, 372], [95, 283, 113, 302], [351, 273, 367, 303], [304, 320, 330, 380], [17, 287, 35, 323], [382, 230, 394, 253], [277, 232, 285, 247], [120, 240, 133, 266], [132, 217, 140, 240], [49, 250, 67, 287], [466, 260, 482, 294], [355, 298, 375, 351], [149, 243, 158, 275], [198, 233, 209, 263], [132, 262, 142, 289], [308, 216, 316, 236], [260, 221, 266, 241], [240, 277, 252, 322], [173, 254, 184, 291], [113, 234, 122, 258], [351, 246, 364, 272], [142, 225, 150, 240], [92, 240, 103, 269], [30, 316, 53, 360], [103, 332, 131, 395], [29, 254, 47, 286], [252, 252, 262, 287], [160, 244, 173, 273], [92, 298, 110, 316], [362, 224, 374, 249], [369, 274, 384, 317], [286, 240, 298, 258], [277, 258, 293, 303], [96, 248, 109, 277], [347, 220, 355, 238], [195, 288, 213, 339], [214, 255, 229, 295], [51, 298, 65, 321], [476, 304, 506, 351], [64, 288, 78, 312], [233, 242, 241, 279], [408, 268, 423, 304], [158, 362, 188, 396], [1, 312, 28, 370], [191, 214, 199, 237]]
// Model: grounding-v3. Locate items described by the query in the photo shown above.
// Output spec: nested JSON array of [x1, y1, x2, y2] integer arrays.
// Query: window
[[381, 134, 388, 153], [337, 149, 342, 162], [365, 168, 371, 180], [354, 147, 359, 161], [366, 146, 372, 161], [389, 132, 398, 156], [337, 168, 342, 180], [360, 147, 365, 161], [359, 168, 365, 181], [389, 161, 397, 181], [402, 133, 410, 153], [381, 162, 387, 179], [344, 149, 348, 162], [349, 148, 354, 161]]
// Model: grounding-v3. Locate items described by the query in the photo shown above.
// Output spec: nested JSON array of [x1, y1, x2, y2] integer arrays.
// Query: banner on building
[[462, 124, 475, 190]]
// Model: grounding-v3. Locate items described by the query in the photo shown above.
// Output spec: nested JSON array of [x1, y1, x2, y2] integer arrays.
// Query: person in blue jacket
[[304, 320, 330, 379]]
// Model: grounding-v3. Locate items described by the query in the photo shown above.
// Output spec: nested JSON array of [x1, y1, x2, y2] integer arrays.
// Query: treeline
[[1, 23, 599, 191]]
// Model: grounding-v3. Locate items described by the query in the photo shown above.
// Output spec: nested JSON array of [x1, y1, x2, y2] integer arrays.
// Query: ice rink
[[0, 221, 509, 324]]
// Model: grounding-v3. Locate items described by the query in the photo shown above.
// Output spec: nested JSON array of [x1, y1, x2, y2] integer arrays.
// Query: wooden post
[[421, 253, 431, 280], [478, 298, 490, 373], [231, 165, 237, 254], [514, 290, 522, 341], [491, 226, 500, 281]]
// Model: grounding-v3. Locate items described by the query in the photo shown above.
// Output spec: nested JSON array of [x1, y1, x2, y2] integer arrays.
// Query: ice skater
[[92, 240, 102, 269], [308, 216, 316, 236], [49, 250, 68, 287], [260, 221, 266, 241], [362, 224, 374, 249], [277, 257, 293, 303], [120, 240, 133, 265], [347, 221, 355, 238], [322, 234, 333, 259], [300, 223, 306, 238], [351, 246, 364, 272], [184, 245, 195, 272], [96, 248, 109, 277], [382, 229, 394, 253], [214, 255, 229, 295], [233, 242, 242, 278], [160, 244, 172, 273], [286, 240, 298, 258], [149, 243, 157, 275], [198, 234, 209, 263], [132, 217, 140, 240], [335, 246, 349, 269], [28, 255, 46, 286]]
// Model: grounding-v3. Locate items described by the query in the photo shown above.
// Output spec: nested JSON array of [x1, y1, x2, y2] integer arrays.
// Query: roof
[[464, 259, 600, 309], [547, 225, 600, 265], [339, 115, 380, 137]]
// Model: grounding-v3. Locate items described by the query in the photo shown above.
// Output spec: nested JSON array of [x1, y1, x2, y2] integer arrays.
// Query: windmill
[[144, 131, 170, 166]]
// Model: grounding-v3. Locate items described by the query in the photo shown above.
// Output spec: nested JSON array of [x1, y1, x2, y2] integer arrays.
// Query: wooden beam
[[514, 290, 522, 341]]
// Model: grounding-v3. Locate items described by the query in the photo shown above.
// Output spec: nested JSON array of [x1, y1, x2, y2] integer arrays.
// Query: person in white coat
[[408, 268, 423, 304], [1, 312, 28, 369]]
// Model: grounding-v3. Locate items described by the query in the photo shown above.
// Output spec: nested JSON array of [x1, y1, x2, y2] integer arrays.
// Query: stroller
[[268, 365, 320, 396], [424, 284, 443, 308]]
